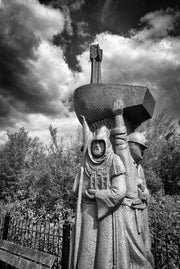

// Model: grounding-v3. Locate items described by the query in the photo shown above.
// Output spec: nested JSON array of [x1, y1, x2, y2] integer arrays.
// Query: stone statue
[[70, 44, 155, 269], [111, 99, 154, 268], [69, 116, 127, 269]]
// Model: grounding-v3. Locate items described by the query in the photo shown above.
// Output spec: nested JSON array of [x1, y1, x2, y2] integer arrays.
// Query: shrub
[[148, 195, 180, 268]]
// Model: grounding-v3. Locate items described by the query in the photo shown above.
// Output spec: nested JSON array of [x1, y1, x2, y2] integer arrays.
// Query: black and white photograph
[[0, 0, 179, 268]]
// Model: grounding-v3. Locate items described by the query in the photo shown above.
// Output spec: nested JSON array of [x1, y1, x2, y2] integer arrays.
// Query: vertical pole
[[97, 48, 103, 83], [39, 221, 42, 250], [43, 221, 46, 252], [35, 221, 38, 249], [90, 58, 96, 84], [17, 218, 21, 244], [61, 221, 71, 269], [2, 214, 10, 240], [20, 218, 23, 246], [165, 234, 170, 269], [29, 219, 33, 248], [90, 44, 102, 84]]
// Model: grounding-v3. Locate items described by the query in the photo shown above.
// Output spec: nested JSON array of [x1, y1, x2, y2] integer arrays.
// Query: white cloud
[[0, 131, 8, 145], [13, 113, 80, 145], [60, 4, 73, 35], [134, 9, 180, 42], [0, 0, 80, 143], [30, 40, 75, 104], [14, 0, 64, 39]]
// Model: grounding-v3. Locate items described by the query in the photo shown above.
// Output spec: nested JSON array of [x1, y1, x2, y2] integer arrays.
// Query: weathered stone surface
[[74, 83, 155, 131], [71, 44, 155, 269], [90, 44, 102, 83]]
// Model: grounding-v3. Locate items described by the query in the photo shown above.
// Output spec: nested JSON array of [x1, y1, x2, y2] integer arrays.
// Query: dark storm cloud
[[41, 0, 94, 71], [0, 0, 68, 128], [0, 96, 10, 117], [42, 0, 180, 71], [0, 0, 180, 144], [0, 4, 39, 118]]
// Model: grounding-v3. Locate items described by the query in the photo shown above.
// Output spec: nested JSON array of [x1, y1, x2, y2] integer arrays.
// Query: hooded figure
[[69, 119, 127, 269]]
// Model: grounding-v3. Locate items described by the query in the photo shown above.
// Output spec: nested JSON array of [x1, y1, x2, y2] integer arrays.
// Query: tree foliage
[[0, 128, 40, 200], [0, 113, 179, 267], [0, 126, 82, 215], [0, 111, 179, 214], [140, 112, 180, 195], [148, 194, 180, 268]]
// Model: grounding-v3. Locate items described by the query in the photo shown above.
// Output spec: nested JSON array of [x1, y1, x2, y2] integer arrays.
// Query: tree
[[0, 128, 40, 200], [156, 134, 180, 195], [139, 112, 180, 195]]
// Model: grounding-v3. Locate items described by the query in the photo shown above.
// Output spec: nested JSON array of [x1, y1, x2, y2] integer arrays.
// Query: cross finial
[[90, 44, 103, 83]]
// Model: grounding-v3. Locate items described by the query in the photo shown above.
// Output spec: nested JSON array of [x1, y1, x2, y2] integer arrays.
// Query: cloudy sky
[[0, 0, 180, 144]]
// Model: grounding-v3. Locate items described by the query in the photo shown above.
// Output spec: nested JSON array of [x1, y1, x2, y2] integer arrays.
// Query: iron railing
[[0, 214, 179, 269], [0, 214, 71, 269]]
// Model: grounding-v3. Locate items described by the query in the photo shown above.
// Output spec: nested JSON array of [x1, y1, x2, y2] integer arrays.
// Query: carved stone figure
[[111, 99, 154, 269], [69, 117, 127, 269], [70, 44, 155, 269]]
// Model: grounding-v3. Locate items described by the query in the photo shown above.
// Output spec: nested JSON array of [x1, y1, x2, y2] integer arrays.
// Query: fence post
[[165, 234, 170, 269], [2, 214, 10, 240], [61, 220, 71, 269]]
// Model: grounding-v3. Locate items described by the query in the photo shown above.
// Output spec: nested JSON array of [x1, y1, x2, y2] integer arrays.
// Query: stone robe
[[69, 133, 127, 269]]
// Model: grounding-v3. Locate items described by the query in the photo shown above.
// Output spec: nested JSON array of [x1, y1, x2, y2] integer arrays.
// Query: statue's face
[[129, 142, 146, 164], [91, 140, 105, 158]]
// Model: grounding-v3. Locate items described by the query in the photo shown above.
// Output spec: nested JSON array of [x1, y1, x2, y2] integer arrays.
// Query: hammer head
[[74, 83, 155, 133]]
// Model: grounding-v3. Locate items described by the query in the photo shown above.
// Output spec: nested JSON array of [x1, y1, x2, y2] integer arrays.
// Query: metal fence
[[0, 214, 180, 269], [0, 214, 71, 269]]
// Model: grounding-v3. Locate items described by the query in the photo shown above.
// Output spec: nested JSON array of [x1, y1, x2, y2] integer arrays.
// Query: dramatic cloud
[[0, 2, 180, 144], [77, 9, 180, 118], [133, 9, 180, 41], [0, 0, 76, 131]]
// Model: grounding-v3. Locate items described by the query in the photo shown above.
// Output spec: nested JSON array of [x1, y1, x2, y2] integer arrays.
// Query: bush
[[0, 126, 82, 219], [148, 195, 180, 268], [140, 112, 180, 195]]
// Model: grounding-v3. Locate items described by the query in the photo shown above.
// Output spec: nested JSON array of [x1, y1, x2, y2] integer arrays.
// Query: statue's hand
[[88, 189, 96, 195], [138, 189, 149, 201], [83, 189, 96, 199], [112, 99, 124, 115], [79, 114, 86, 123]]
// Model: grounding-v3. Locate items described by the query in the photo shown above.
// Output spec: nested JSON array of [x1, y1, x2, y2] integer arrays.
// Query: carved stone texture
[[74, 83, 155, 132], [90, 44, 103, 83]]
